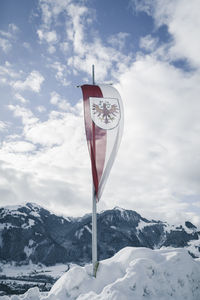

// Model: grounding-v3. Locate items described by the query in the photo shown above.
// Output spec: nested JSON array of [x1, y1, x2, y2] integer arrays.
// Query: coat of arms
[[89, 97, 121, 130]]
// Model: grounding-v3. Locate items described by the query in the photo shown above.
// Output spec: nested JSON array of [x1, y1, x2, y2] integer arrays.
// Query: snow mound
[[2, 247, 200, 300]]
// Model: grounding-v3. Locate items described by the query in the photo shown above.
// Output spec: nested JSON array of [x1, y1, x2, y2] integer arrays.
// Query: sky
[[0, 0, 200, 226]]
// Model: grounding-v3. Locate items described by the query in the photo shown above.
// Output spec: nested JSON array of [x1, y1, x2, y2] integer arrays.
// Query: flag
[[81, 84, 124, 201]]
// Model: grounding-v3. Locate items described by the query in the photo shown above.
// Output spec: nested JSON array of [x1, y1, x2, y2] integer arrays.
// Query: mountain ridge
[[0, 202, 200, 266]]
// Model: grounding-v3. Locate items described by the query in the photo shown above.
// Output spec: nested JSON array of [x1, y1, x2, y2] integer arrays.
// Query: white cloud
[[8, 23, 19, 33], [108, 54, 200, 225], [8, 105, 39, 126], [36, 105, 46, 113], [131, 0, 200, 68], [37, 0, 132, 81], [14, 93, 28, 104], [50, 91, 73, 111], [24, 103, 82, 147], [0, 23, 19, 52], [39, 0, 72, 27], [0, 30, 12, 39], [48, 45, 56, 54], [59, 42, 69, 54], [12, 70, 44, 93], [0, 121, 8, 132], [0, 101, 91, 216], [108, 32, 130, 51], [0, 62, 23, 87], [158, 0, 200, 68], [130, 0, 154, 15], [23, 42, 31, 51], [0, 61, 21, 78], [2, 141, 36, 153], [140, 35, 158, 51], [49, 62, 71, 86], [0, 37, 12, 52], [0, 23, 19, 39], [37, 29, 58, 43]]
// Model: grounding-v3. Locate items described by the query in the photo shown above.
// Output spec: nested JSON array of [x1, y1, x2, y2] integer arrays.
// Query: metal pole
[[92, 64, 98, 277], [92, 187, 97, 276], [92, 64, 95, 85]]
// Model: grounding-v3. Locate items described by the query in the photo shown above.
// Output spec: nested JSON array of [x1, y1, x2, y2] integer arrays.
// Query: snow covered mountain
[[0, 202, 200, 266]]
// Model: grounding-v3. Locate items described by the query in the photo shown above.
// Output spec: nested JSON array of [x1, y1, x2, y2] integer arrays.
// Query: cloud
[[2, 141, 36, 153], [0, 37, 12, 52], [130, 0, 154, 15], [0, 23, 19, 52], [0, 61, 21, 79], [8, 105, 39, 125], [49, 62, 71, 86], [0, 101, 91, 216], [0, 121, 8, 132], [14, 93, 28, 104], [8, 23, 19, 33], [36, 105, 46, 113], [0, 61, 23, 87], [50, 91, 73, 111], [108, 32, 130, 51], [23, 42, 31, 51], [37, 29, 58, 43], [59, 42, 69, 54], [140, 35, 158, 51], [65, 3, 132, 81], [108, 54, 200, 225], [0, 23, 19, 39], [12, 70, 44, 92], [37, 0, 132, 81], [131, 0, 200, 68]]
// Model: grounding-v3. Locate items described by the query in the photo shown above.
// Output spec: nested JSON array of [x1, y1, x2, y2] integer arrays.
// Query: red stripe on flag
[[81, 85, 107, 200]]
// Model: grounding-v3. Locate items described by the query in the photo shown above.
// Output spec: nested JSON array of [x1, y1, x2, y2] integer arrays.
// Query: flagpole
[[92, 64, 98, 277]]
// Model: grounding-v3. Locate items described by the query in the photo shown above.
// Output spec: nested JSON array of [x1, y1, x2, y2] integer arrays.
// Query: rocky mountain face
[[0, 203, 200, 266]]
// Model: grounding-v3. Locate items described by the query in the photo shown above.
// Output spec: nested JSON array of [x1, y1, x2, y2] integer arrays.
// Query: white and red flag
[[81, 84, 124, 201]]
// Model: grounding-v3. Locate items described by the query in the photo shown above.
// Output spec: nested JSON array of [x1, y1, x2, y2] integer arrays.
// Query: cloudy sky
[[0, 0, 200, 226]]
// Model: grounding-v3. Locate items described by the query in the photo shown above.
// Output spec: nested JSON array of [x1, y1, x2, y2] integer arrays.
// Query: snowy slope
[[2, 247, 200, 300]]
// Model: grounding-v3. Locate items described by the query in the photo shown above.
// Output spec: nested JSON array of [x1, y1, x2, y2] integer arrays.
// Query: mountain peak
[[26, 202, 43, 211]]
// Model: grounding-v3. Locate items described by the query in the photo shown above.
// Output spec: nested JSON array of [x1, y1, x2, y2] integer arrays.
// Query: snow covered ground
[[0, 262, 68, 279], [1, 247, 200, 300]]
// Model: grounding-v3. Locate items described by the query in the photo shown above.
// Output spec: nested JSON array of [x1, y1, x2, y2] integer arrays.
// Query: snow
[[30, 211, 41, 218], [2, 246, 200, 300], [136, 220, 158, 232], [0, 262, 68, 279], [22, 219, 36, 229], [187, 239, 200, 258], [110, 226, 116, 230], [24, 240, 35, 258], [75, 228, 84, 239], [0, 231, 2, 247], [75, 225, 92, 239], [84, 225, 92, 234], [0, 206, 27, 218], [114, 207, 131, 221]]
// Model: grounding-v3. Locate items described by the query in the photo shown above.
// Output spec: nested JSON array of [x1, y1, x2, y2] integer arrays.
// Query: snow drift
[[2, 247, 200, 300]]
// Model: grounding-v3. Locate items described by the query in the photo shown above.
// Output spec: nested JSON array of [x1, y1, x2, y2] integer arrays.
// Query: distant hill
[[0, 202, 200, 266]]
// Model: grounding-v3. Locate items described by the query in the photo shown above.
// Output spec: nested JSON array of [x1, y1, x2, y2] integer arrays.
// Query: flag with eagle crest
[[81, 84, 124, 201]]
